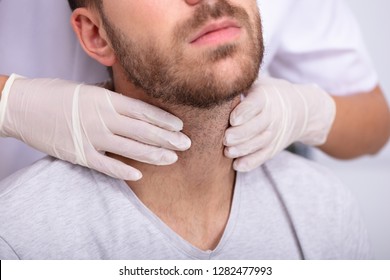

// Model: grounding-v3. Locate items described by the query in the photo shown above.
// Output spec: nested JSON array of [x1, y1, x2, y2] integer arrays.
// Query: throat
[[117, 98, 239, 250], [129, 167, 236, 251]]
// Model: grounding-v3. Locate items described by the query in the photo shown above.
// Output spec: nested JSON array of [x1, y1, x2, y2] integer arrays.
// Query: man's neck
[[112, 71, 239, 250]]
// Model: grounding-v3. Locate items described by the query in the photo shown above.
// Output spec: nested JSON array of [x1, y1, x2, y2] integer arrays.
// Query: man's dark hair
[[68, 0, 101, 11]]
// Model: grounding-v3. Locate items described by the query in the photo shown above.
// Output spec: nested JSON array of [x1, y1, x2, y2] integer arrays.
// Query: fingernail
[[224, 133, 238, 146], [235, 158, 255, 172], [231, 115, 243, 126], [233, 161, 247, 172], [128, 171, 142, 181], [134, 171, 143, 180], [163, 152, 178, 164], [233, 161, 242, 171], [173, 119, 184, 131], [171, 136, 191, 150], [231, 107, 258, 126], [165, 117, 183, 131], [226, 147, 238, 158], [179, 137, 192, 150]]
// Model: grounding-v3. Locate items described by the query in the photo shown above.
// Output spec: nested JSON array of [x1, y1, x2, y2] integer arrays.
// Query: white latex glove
[[0, 74, 191, 180], [224, 76, 336, 171]]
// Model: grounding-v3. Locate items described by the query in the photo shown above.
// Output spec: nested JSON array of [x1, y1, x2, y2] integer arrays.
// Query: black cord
[[262, 164, 305, 260]]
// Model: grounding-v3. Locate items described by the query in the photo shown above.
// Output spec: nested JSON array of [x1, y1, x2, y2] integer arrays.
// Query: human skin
[[1, 0, 389, 158], [321, 87, 390, 158], [0, 76, 8, 97], [71, 0, 262, 250]]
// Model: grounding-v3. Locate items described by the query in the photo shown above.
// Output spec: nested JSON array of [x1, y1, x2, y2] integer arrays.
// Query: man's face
[[100, 0, 263, 108]]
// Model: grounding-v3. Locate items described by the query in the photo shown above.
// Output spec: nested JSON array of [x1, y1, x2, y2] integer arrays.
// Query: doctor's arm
[[322, 85, 390, 158], [0, 74, 190, 180], [0, 76, 7, 95]]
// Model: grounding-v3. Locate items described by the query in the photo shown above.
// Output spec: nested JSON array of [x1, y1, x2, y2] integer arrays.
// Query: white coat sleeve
[[268, 0, 378, 95]]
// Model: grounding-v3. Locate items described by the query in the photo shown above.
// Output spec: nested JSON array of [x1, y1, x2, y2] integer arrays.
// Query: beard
[[100, 0, 263, 109]]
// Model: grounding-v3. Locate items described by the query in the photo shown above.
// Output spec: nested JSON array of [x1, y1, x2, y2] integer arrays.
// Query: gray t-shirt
[[0, 152, 370, 260]]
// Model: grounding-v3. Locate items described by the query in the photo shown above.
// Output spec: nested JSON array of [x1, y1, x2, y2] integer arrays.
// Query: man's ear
[[70, 8, 116, 66]]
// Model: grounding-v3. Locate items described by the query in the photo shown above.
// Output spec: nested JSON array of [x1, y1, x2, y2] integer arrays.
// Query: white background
[[313, 0, 390, 259], [2, 260, 390, 280]]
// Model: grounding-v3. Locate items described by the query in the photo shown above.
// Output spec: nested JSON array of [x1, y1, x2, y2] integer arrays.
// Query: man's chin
[[212, 58, 244, 77], [153, 78, 244, 109]]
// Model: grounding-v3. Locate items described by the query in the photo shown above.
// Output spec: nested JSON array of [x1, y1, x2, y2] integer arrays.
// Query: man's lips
[[189, 19, 241, 46]]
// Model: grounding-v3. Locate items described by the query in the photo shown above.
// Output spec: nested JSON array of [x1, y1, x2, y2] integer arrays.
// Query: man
[[0, 0, 389, 181], [0, 0, 369, 259]]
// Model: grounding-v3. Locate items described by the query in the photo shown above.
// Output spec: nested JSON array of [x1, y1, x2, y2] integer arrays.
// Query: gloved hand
[[0, 74, 191, 180], [224, 76, 336, 171]]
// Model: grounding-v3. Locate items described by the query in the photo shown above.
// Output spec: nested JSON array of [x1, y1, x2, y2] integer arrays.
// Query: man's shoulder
[[252, 151, 370, 259], [240, 151, 352, 216], [0, 157, 129, 259], [260, 151, 350, 208], [264, 151, 344, 191], [0, 157, 94, 198], [0, 157, 112, 216]]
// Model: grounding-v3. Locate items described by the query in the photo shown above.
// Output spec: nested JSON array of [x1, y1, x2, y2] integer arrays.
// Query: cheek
[[246, 9, 262, 41], [104, 1, 173, 42]]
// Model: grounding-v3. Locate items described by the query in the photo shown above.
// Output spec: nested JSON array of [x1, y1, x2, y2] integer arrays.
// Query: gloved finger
[[109, 115, 191, 151], [110, 92, 184, 131], [103, 134, 179, 165], [224, 112, 271, 146], [224, 130, 273, 158], [88, 152, 143, 181], [232, 146, 274, 172], [229, 86, 267, 126]]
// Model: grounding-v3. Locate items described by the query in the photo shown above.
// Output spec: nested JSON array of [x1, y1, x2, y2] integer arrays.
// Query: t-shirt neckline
[[117, 173, 242, 259]]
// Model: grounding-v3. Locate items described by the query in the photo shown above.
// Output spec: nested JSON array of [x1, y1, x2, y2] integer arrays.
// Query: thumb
[[230, 86, 267, 126]]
